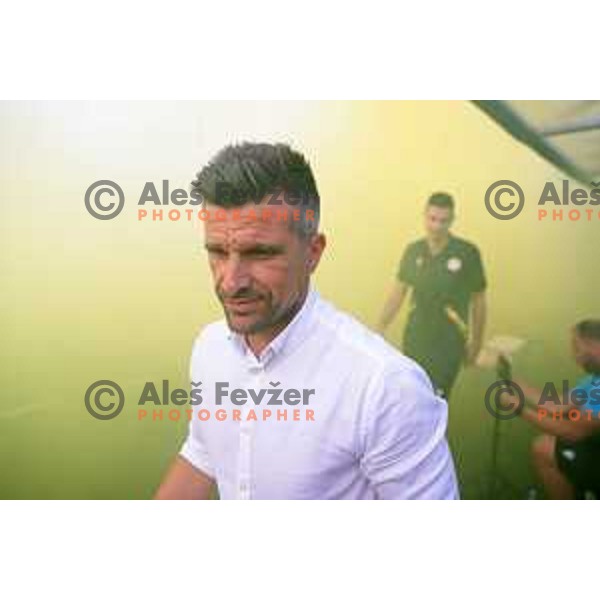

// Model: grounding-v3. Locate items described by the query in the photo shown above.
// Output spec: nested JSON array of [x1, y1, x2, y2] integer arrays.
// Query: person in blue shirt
[[500, 319, 600, 499]]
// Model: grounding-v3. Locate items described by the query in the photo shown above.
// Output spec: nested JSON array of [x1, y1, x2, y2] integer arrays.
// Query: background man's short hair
[[575, 319, 600, 342], [191, 142, 320, 237], [427, 192, 455, 212]]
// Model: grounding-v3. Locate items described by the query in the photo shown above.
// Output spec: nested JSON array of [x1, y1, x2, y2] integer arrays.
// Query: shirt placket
[[237, 356, 267, 500]]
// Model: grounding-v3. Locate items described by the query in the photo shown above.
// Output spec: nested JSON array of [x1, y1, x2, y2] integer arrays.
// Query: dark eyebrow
[[204, 242, 225, 252], [241, 243, 284, 255], [203, 242, 284, 255]]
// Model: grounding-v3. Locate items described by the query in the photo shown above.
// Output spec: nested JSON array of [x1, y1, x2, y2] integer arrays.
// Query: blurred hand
[[464, 341, 481, 367], [497, 387, 518, 411]]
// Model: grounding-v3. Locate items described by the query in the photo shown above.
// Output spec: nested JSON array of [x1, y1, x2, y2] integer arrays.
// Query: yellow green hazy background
[[1, 101, 598, 498]]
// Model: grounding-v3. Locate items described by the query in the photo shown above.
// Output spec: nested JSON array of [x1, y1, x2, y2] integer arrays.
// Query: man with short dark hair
[[500, 320, 600, 499], [155, 143, 458, 500], [378, 192, 487, 400]]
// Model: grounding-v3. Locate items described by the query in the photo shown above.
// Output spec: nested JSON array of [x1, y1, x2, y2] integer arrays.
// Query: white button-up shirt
[[180, 289, 458, 499]]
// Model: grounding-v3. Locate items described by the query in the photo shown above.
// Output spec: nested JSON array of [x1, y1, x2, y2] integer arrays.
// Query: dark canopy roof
[[474, 100, 600, 185]]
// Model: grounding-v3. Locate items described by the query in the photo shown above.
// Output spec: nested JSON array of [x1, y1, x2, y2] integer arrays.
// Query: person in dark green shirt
[[378, 192, 487, 400]]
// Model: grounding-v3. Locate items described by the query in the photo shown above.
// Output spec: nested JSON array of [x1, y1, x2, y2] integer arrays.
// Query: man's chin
[[225, 312, 267, 335]]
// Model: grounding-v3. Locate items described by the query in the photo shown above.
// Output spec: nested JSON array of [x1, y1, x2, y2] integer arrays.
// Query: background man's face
[[203, 202, 323, 336], [572, 330, 600, 375], [424, 205, 453, 240]]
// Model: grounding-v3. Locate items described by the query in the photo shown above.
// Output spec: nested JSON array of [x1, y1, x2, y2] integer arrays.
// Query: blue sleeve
[[573, 375, 600, 416]]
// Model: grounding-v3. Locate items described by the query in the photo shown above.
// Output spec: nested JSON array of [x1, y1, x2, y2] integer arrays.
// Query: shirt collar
[[226, 287, 319, 364], [424, 234, 455, 259]]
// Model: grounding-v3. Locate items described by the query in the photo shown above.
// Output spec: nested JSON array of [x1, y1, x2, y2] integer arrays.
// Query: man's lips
[[223, 297, 262, 310]]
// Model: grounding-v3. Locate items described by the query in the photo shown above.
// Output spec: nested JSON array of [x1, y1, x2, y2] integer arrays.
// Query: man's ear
[[307, 233, 326, 272]]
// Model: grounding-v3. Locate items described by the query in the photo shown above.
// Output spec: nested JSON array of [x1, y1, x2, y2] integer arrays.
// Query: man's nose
[[219, 256, 251, 295]]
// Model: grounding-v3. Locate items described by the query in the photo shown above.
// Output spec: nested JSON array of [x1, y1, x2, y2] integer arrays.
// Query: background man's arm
[[514, 377, 598, 418], [518, 405, 600, 441], [154, 456, 215, 500], [377, 282, 409, 334], [499, 389, 600, 441], [466, 290, 487, 364], [513, 378, 543, 405]]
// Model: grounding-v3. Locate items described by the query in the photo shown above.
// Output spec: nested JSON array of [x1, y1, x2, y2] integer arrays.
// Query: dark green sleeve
[[396, 244, 415, 285], [466, 246, 486, 293]]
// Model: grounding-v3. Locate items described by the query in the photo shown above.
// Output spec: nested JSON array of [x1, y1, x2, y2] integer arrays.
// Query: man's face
[[572, 330, 600, 375], [203, 201, 325, 337], [424, 205, 453, 240]]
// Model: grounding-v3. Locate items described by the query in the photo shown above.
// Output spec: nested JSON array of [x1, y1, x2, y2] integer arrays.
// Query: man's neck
[[244, 289, 309, 358], [427, 233, 451, 255]]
